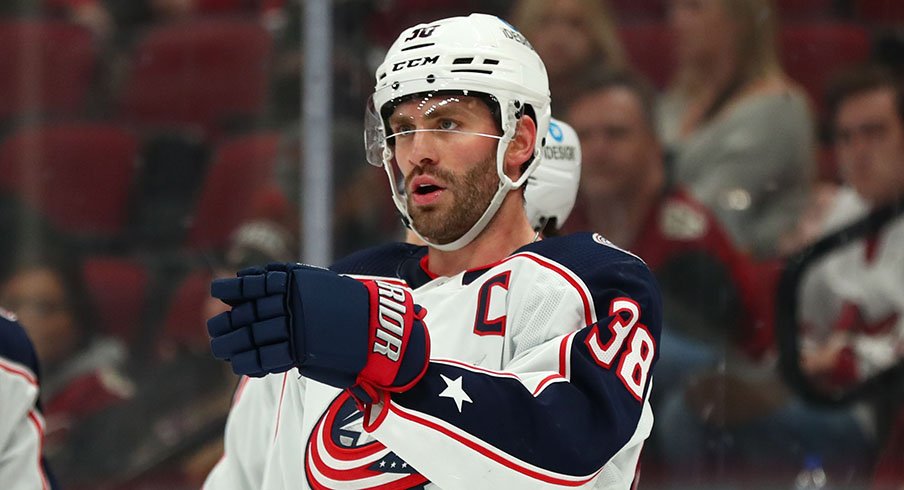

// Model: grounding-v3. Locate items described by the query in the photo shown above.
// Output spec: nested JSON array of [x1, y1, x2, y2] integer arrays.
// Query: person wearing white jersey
[[0, 311, 56, 490], [799, 66, 904, 388], [204, 13, 661, 490]]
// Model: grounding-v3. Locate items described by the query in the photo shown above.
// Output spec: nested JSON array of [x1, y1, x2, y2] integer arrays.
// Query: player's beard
[[406, 156, 499, 245]]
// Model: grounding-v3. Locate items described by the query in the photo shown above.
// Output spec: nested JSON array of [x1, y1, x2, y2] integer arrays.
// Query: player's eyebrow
[[420, 97, 469, 119], [387, 111, 414, 129], [389, 97, 479, 127]]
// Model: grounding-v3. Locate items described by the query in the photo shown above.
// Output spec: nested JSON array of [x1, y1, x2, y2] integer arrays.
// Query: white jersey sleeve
[[204, 373, 290, 489], [0, 316, 53, 490]]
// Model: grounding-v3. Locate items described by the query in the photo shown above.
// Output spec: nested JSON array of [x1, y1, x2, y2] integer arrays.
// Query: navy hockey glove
[[207, 263, 430, 396]]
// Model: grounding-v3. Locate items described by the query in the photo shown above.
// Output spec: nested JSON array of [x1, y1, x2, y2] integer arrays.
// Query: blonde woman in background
[[510, 0, 627, 112], [659, 0, 815, 258]]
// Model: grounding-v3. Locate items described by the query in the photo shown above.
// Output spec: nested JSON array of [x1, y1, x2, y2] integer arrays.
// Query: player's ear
[[504, 115, 537, 176]]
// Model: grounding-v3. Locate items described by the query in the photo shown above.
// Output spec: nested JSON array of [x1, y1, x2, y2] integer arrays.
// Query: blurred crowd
[[0, 0, 902, 488]]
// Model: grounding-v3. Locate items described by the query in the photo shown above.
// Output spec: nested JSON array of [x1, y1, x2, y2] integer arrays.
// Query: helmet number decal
[[404, 25, 438, 42]]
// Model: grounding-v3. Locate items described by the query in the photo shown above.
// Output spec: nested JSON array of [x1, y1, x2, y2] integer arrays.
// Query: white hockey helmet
[[364, 13, 551, 251], [524, 118, 582, 232]]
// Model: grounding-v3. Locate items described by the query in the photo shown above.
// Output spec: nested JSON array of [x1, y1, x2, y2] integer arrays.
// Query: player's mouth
[[410, 177, 447, 206]]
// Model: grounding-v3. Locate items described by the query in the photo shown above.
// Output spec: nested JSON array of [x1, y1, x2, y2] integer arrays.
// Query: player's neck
[[426, 193, 535, 276]]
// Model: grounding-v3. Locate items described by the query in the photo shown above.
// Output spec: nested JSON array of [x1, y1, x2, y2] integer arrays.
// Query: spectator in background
[[658, 0, 815, 258], [565, 70, 760, 361], [0, 250, 133, 483], [799, 67, 904, 390], [650, 71, 888, 488], [510, 0, 627, 112], [796, 65, 904, 486], [564, 70, 870, 485], [563, 74, 784, 481]]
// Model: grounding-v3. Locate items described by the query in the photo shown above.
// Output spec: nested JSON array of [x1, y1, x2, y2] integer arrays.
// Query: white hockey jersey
[[0, 313, 54, 490], [205, 233, 662, 489], [799, 188, 904, 382]]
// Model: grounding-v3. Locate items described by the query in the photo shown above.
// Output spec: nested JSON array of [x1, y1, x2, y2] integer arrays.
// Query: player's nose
[[407, 130, 440, 168]]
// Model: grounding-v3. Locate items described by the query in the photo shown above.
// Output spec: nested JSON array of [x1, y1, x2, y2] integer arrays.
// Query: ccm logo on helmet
[[392, 55, 440, 72], [373, 281, 408, 361]]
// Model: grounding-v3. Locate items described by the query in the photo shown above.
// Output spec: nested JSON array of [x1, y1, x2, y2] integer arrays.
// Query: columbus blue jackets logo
[[304, 391, 427, 489]]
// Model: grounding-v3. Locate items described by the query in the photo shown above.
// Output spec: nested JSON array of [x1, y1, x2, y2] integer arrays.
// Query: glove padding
[[207, 263, 430, 397]]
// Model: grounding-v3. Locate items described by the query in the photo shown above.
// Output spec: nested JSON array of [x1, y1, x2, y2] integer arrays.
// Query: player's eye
[[392, 123, 415, 136], [438, 119, 459, 131]]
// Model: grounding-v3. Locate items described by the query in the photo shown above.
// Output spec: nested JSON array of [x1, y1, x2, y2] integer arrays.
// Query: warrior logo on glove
[[374, 281, 408, 361]]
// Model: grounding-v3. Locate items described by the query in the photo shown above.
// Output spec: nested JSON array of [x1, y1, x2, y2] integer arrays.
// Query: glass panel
[[1, 1, 900, 488]]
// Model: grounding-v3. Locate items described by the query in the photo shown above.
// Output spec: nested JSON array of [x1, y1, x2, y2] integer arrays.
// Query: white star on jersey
[[438, 374, 472, 412]]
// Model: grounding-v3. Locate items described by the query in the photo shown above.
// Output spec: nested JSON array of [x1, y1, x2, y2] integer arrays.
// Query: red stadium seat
[[0, 19, 97, 121], [0, 123, 138, 238], [780, 22, 872, 116], [774, 0, 838, 21], [158, 268, 212, 357], [618, 22, 675, 89], [83, 256, 150, 344], [855, 0, 904, 25], [184, 132, 282, 250], [119, 19, 273, 137], [194, 0, 281, 13]]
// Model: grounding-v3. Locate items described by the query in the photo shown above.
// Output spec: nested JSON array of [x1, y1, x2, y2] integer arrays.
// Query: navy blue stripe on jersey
[[330, 242, 431, 288], [391, 360, 610, 478], [0, 316, 41, 380]]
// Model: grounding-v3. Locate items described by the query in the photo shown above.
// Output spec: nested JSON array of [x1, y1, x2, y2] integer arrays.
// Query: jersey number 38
[[584, 298, 656, 401]]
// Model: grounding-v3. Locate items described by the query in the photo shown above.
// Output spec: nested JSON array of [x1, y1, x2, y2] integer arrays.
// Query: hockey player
[[0, 311, 56, 489], [204, 13, 661, 489], [524, 117, 582, 236]]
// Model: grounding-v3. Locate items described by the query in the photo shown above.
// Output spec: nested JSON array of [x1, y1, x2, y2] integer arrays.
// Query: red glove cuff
[[357, 280, 429, 392]]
